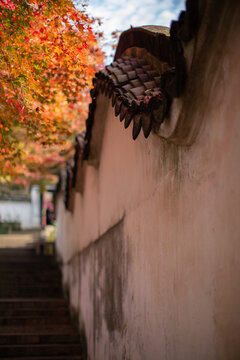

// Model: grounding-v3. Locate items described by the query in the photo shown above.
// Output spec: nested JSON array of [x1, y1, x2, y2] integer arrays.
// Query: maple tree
[[0, 0, 103, 185]]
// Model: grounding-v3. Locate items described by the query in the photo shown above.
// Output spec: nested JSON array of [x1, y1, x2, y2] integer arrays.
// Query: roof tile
[[124, 110, 134, 129], [130, 86, 146, 98], [126, 70, 137, 80], [135, 68, 144, 74], [138, 73, 149, 82], [130, 79, 142, 88], [86, 54, 172, 141], [144, 80, 157, 90], [132, 114, 142, 140], [115, 73, 128, 83]]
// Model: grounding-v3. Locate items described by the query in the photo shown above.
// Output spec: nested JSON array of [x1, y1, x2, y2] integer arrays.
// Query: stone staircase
[[0, 246, 84, 359]]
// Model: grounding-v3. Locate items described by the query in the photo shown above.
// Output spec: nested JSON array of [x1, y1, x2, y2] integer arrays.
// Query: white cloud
[[85, 0, 185, 61]]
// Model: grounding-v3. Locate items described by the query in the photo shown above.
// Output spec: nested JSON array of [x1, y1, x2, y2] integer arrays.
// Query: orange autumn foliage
[[0, 0, 104, 184]]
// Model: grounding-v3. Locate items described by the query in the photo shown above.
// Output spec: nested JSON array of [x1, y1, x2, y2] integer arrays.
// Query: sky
[[86, 0, 186, 61]]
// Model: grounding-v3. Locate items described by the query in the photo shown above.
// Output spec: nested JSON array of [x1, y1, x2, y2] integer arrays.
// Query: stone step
[[0, 285, 62, 292], [1, 287, 62, 298], [0, 333, 80, 345], [0, 249, 36, 255], [0, 268, 60, 273], [0, 279, 61, 287], [0, 316, 71, 326], [0, 272, 61, 280], [0, 283, 62, 289], [0, 252, 55, 258], [0, 277, 61, 282], [0, 258, 56, 262], [0, 325, 76, 334], [0, 266, 61, 271], [0, 272, 61, 278], [0, 274, 60, 280], [0, 261, 57, 272], [0, 285, 63, 295], [0, 256, 55, 263], [0, 308, 69, 317], [1, 357, 83, 360], [0, 299, 68, 310], [0, 271, 60, 278], [0, 279, 62, 287], [0, 343, 82, 357], [0, 247, 82, 359]]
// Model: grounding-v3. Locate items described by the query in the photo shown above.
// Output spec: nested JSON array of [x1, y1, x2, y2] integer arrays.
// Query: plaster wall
[[56, 4, 240, 360], [0, 185, 41, 229], [0, 201, 31, 229]]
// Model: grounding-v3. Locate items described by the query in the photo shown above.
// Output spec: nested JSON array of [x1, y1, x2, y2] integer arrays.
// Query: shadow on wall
[[62, 218, 129, 355]]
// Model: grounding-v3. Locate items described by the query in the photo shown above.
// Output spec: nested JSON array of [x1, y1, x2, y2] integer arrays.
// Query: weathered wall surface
[[56, 2, 240, 359]]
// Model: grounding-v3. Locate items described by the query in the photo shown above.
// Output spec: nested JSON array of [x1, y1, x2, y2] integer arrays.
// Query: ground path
[[0, 234, 85, 359]]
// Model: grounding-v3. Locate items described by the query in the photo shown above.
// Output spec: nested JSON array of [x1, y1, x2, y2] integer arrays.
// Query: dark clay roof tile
[[127, 70, 137, 80], [118, 64, 133, 72], [144, 80, 157, 90], [86, 54, 172, 143], [111, 68, 123, 76], [106, 65, 114, 72], [112, 91, 117, 106], [131, 60, 139, 68], [115, 98, 123, 116], [135, 68, 144, 74], [115, 73, 128, 83], [138, 73, 149, 82], [122, 83, 132, 92], [137, 58, 148, 66], [153, 76, 161, 85], [125, 92, 136, 101], [152, 87, 163, 95], [130, 86, 146, 98], [142, 64, 152, 71], [100, 69, 109, 77], [132, 114, 142, 140], [142, 114, 152, 138], [120, 103, 128, 122], [130, 79, 142, 87], [124, 110, 134, 128], [146, 70, 159, 78]]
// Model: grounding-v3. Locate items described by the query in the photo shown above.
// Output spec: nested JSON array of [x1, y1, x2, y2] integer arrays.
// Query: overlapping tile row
[[0, 247, 84, 359], [90, 56, 170, 142]]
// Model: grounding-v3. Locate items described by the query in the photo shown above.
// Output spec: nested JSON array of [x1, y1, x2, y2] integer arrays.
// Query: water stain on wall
[[76, 219, 128, 350]]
